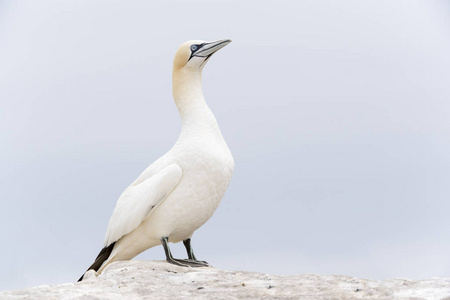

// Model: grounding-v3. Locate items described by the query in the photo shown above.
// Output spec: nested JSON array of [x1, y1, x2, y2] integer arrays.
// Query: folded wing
[[103, 163, 182, 247]]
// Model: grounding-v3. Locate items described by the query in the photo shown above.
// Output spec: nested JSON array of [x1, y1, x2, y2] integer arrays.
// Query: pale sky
[[1, 0, 450, 291]]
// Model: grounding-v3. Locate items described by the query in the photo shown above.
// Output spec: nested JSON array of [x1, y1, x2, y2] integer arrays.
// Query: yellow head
[[173, 39, 232, 72]]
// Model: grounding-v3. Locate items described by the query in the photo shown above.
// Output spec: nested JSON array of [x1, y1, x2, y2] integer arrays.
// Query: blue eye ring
[[191, 45, 198, 51]]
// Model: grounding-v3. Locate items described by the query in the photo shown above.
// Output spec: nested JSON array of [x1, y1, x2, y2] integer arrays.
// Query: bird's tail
[[78, 242, 116, 282]]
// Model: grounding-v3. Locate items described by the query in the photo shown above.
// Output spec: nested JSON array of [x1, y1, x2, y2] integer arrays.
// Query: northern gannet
[[78, 39, 234, 281]]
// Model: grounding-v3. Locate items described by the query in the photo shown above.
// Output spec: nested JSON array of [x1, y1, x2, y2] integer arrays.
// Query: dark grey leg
[[161, 236, 189, 267], [183, 238, 197, 260], [160, 237, 209, 267], [183, 238, 209, 266]]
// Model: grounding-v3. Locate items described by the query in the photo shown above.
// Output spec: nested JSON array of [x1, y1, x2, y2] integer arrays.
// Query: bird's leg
[[183, 238, 197, 260], [160, 237, 208, 267], [182, 238, 209, 266], [161, 237, 190, 267]]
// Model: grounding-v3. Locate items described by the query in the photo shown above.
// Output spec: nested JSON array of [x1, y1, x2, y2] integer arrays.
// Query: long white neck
[[172, 68, 218, 131]]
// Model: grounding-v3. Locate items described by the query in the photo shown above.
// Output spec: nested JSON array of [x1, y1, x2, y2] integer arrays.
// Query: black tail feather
[[78, 242, 116, 282]]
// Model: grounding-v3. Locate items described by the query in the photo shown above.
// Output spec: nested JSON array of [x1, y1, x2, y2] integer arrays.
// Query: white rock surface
[[1, 261, 449, 299]]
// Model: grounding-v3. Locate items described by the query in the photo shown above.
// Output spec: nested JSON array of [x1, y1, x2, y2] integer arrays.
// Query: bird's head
[[173, 39, 232, 72]]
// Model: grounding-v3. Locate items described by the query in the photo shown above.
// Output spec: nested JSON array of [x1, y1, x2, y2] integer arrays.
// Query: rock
[[0, 261, 449, 299]]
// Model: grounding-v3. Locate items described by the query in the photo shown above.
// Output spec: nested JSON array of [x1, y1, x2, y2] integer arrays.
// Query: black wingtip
[[77, 242, 116, 282]]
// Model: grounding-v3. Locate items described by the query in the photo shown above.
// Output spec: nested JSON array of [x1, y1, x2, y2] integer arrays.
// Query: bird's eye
[[191, 45, 198, 52]]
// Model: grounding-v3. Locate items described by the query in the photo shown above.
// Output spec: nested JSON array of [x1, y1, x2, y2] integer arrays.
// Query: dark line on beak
[[199, 53, 214, 68]]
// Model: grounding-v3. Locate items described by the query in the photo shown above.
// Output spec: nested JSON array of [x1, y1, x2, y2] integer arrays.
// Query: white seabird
[[78, 39, 234, 281]]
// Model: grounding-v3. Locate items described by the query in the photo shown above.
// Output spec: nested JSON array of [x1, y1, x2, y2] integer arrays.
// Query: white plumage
[[79, 39, 234, 279], [104, 163, 183, 247]]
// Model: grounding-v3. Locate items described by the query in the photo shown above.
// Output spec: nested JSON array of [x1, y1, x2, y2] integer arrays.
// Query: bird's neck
[[172, 68, 217, 129]]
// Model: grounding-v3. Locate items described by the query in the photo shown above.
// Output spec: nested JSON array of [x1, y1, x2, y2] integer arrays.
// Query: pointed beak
[[194, 39, 232, 58]]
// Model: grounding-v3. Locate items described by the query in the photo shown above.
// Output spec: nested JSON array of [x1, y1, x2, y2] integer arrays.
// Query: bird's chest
[[146, 145, 231, 241], [181, 144, 233, 197], [169, 140, 232, 213]]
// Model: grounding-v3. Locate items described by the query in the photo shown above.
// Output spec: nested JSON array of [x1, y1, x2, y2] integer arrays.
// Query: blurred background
[[1, 0, 450, 291]]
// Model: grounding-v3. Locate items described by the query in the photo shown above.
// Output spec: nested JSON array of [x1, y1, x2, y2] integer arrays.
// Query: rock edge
[[1, 261, 449, 299]]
